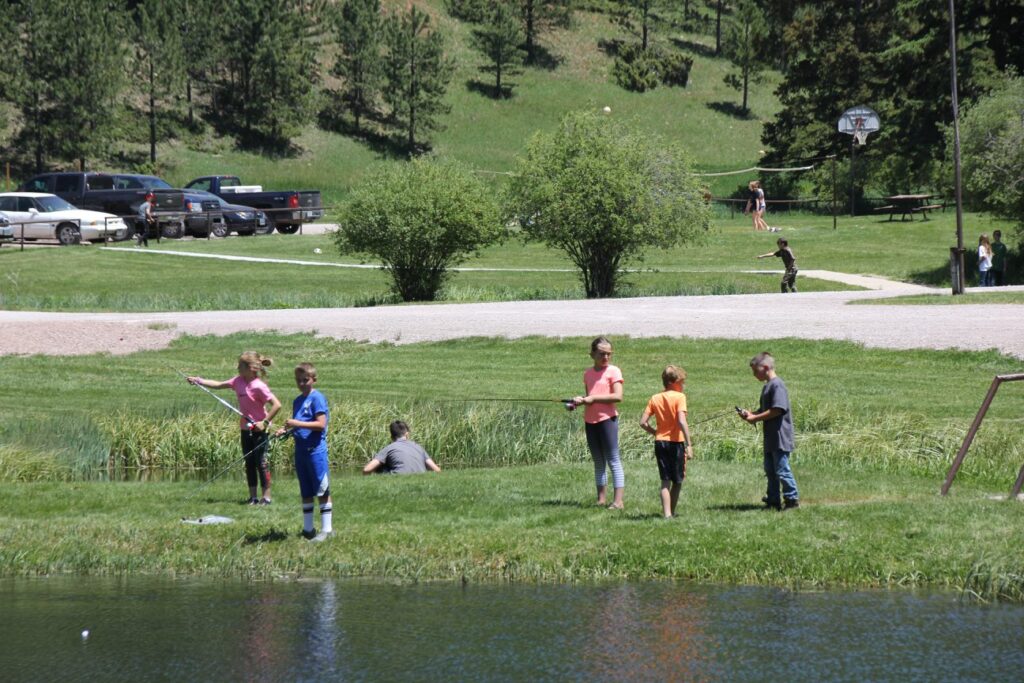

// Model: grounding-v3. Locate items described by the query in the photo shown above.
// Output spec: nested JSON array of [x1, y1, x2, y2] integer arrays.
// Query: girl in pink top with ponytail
[[573, 337, 625, 510]]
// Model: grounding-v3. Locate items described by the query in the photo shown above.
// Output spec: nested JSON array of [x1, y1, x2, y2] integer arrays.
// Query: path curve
[[2, 287, 1023, 359]]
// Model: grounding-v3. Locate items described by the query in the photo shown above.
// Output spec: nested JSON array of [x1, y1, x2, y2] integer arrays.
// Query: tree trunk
[[642, 4, 649, 50], [525, 1, 536, 64], [742, 65, 749, 112], [149, 58, 157, 163], [715, 0, 723, 55]]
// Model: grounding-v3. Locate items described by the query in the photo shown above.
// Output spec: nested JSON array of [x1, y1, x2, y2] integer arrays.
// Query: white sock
[[303, 503, 315, 533], [320, 502, 333, 534]]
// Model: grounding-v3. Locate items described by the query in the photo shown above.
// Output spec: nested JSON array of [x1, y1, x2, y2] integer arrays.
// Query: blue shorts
[[294, 447, 329, 498]]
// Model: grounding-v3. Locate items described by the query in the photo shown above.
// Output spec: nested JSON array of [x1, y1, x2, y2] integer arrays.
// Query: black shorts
[[654, 441, 686, 484]]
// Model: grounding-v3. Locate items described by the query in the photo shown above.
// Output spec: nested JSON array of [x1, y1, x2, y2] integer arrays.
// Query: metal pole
[[831, 155, 837, 229], [948, 0, 966, 295], [849, 135, 855, 217]]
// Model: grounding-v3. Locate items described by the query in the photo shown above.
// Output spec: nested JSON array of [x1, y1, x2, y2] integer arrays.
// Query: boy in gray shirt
[[738, 352, 800, 510], [363, 420, 441, 475]]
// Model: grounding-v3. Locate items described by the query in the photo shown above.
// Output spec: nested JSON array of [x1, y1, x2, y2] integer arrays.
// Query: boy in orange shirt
[[640, 366, 693, 518]]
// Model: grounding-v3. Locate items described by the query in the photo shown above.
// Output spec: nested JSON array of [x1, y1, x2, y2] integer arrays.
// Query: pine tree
[[517, 0, 571, 65], [332, 0, 382, 132], [619, 0, 661, 50], [135, 0, 186, 163], [214, 0, 320, 150], [472, 1, 526, 97], [381, 5, 454, 153], [722, 0, 767, 114]]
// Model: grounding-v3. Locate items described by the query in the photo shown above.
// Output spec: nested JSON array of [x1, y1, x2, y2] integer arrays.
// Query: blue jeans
[[764, 449, 798, 504], [979, 269, 992, 287]]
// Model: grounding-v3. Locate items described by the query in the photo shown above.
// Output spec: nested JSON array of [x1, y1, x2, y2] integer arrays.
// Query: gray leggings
[[585, 418, 624, 489]]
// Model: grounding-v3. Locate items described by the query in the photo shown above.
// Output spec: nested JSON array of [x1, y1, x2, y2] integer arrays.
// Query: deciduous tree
[[507, 111, 711, 298], [335, 160, 503, 301]]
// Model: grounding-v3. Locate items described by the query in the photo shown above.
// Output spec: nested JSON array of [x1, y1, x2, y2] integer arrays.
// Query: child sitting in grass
[[639, 365, 693, 518], [277, 362, 332, 542]]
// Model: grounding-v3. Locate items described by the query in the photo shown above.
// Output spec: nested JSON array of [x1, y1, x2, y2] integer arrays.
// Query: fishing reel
[[564, 400, 577, 412]]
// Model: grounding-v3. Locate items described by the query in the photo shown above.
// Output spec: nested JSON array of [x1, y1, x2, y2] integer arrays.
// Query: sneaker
[[247, 497, 260, 505], [258, 498, 272, 505], [301, 529, 316, 540], [309, 531, 333, 543], [763, 500, 782, 511], [783, 498, 800, 510]]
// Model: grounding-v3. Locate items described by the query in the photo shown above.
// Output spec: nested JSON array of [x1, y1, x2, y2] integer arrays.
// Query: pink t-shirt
[[583, 365, 624, 424], [229, 376, 276, 428]]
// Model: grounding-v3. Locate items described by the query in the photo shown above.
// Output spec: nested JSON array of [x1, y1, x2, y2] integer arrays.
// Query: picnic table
[[874, 194, 944, 221]]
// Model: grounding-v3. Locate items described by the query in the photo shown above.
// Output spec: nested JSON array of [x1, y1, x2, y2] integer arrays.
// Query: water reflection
[[1, 578, 1022, 682]]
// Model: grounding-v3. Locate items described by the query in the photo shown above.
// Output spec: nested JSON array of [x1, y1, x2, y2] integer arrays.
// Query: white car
[[0, 214, 12, 241], [0, 192, 129, 245]]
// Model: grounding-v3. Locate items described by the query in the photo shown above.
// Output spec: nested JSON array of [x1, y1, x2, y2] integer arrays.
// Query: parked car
[[0, 214, 12, 242], [19, 172, 187, 238], [0, 192, 130, 244], [182, 189, 271, 237], [183, 175, 322, 234]]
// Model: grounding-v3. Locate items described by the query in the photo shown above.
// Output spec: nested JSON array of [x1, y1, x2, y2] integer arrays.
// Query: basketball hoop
[[838, 105, 880, 144]]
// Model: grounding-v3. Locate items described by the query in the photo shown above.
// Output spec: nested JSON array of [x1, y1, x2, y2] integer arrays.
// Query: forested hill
[[0, 0, 1021, 207]]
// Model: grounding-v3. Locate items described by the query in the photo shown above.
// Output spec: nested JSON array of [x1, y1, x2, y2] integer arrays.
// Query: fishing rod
[[442, 397, 579, 411], [184, 429, 293, 503], [176, 368, 257, 428], [691, 407, 747, 427]]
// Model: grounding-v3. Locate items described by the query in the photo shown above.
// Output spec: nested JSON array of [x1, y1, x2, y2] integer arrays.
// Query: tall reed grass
[[1, 399, 1018, 486]]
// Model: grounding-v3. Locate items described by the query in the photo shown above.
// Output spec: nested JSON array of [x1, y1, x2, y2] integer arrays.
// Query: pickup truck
[[183, 175, 323, 234], [19, 172, 189, 238]]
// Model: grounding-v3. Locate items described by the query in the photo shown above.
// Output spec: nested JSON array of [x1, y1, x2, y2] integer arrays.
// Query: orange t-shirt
[[644, 387, 688, 442]]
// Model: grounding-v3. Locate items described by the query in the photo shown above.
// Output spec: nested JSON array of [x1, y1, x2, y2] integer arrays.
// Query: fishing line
[[176, 368, 257, 428], [183, 429, 293, 503]]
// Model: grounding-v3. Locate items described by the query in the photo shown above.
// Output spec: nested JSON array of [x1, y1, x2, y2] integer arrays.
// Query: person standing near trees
[[745, 180, 768, 231], [573, 337, 625, 510], [978, 234, 994, 287], [757, 237, 798, 293], [188, 352, 282, 505], [991, 230, 1008, 286]]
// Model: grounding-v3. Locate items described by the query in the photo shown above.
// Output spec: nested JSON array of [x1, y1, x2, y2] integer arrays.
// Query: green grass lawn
[[853, 290, 1024, 305], [0, 461, 1021, 600], [4, 212, 1019, 311]]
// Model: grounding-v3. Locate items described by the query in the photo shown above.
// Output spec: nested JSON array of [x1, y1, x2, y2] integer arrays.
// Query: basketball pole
[[947, 0, 966, 295]]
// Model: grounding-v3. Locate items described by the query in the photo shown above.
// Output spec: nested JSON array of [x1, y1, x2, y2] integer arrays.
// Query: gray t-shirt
[[372, 439, 431, 474], [759, 376, 794, 454]]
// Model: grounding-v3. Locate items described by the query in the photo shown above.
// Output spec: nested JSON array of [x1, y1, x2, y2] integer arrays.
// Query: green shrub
[[612, 44, 693, 92], [334, 159, 504, 301]]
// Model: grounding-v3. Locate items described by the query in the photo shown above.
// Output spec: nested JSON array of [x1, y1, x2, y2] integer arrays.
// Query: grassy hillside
[[162, 5, 780, 208]]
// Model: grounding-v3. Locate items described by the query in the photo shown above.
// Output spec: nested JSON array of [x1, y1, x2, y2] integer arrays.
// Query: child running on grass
[[573, 337, 625, 510], [639, 365, 693, 518], [738, 352, 800, 511], [188, 352, 281, 505], [277, 362, 332, 542]]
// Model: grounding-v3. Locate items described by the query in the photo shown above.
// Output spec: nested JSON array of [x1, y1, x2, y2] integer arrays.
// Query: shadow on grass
[[317, 106, 412, 160], [705, 101, 754, 120], [670, 37, 717, 58], [541, 498, 591, 509], [243, 529, 292, 544], [465, 79, 515, 100], [526, 45, 564, 71], [705, 503, 767, 512], [597, 38, 624, 57]]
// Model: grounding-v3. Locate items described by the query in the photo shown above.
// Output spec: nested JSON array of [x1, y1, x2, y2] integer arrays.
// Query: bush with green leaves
[[612, 43, 693, 92], [659, 51, 693, 88], [335, 160, 504, 301], [506, 110, 712, 298], [954, 74, 1024, 230]]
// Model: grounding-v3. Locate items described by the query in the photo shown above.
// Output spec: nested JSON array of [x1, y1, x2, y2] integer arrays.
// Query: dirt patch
[[0, 321, 179, 356]]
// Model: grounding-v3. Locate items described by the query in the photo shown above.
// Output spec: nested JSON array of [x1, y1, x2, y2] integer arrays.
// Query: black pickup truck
[[183, 175, 323, 234], [19, 172, 189, 238]]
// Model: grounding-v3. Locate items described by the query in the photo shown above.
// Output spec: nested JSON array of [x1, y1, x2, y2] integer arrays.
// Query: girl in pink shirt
[[188, 352, 282, 504], [572, 337, 625, 509]]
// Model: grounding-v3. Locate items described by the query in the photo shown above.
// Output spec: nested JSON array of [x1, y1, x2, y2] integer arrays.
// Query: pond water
[[2, 577, 1021, 682]]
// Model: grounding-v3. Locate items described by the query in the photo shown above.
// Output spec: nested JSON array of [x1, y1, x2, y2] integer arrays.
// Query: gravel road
[[2, 287, 1023, 359]]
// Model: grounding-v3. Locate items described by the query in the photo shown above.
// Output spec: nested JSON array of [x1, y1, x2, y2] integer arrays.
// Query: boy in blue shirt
[[277, 362, 332, 541], [738, 352, 800, 510]]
